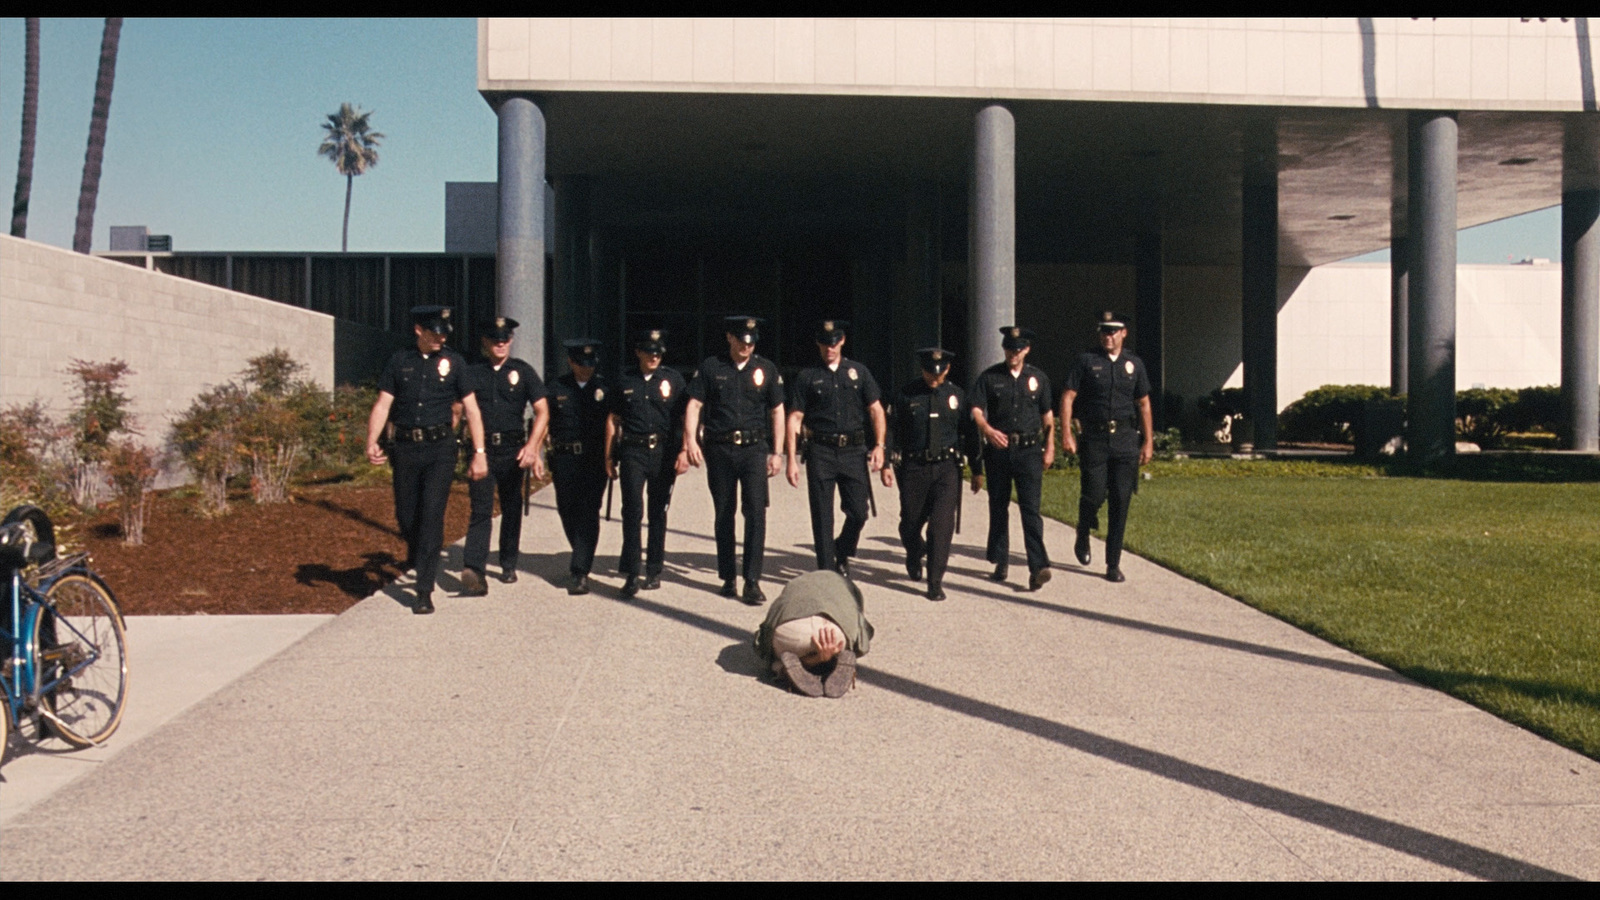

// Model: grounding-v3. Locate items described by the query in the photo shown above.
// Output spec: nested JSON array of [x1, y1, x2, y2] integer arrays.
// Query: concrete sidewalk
[[2, 473, 1596, 879]]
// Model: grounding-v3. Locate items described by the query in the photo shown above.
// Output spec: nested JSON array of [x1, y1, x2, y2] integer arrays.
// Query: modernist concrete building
[[480, 17, 1600, 457]]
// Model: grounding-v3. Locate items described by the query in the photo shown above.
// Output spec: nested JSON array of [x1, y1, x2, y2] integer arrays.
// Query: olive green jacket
[[753, 570, 874, 664]]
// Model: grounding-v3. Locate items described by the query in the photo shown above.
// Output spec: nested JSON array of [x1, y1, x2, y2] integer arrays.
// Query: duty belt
[[487, 429, 525, 447], [549, 440, 586, 456], [393, 424, 453, 443], [810, 430, 866, 448], [902, 447, 958, 465], [706, 429, 767, 447], [619, 432, 667, 450], [1082, 417, 1136, 435], [1006, 431, 1042, 449]]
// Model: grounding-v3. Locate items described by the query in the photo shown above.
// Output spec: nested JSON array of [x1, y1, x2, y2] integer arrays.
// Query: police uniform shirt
[[971, 362, 1053, 434], [378, 347, 471, 428], [790, 359, 881, 434], [548, 372, 609, 446], [889, 379, 968, 455], [687, 354, 784, 435], [611, 367, 688, 446], [1066, 351, 1151, 424], [467, 357, 546, 434]]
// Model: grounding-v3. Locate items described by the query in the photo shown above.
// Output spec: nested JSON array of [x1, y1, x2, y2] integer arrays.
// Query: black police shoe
[[459, 567, 488, 597], [1029, 567, 1052, 592], [1106, 567, 1126, 583], [989, 563, 1008, 582], [621, 576, 640, 598], [1075, 531, 1092, 566], [742, 581, 768, 606], [834, 558, 850, 579], [927, 582, 946, 602], [719, 579, 739, 598], [413, 594, 435, 615], [568, 574, 590, 595], [499, 567, 518, 584], [641, 575, 661, 591], [907, 558, 923, 581]]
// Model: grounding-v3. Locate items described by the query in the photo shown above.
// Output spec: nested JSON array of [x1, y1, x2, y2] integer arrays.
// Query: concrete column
[[1563, 116, 1600, 451], [1134, 231, 1165, 430], [497, 97, 546, 378], [969, 104, 1015, 378], [1241, 118, 1278, 450], [1405, 111, 1458, 463], [1390, 234, 1409, 394]]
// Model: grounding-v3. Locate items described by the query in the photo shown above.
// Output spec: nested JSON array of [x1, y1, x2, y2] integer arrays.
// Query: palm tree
[[10, 17, 40, 238], [318, 103, 383, 253], [73, 17, 121, 254]]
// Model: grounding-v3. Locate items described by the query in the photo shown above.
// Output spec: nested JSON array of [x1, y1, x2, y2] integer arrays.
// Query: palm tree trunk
[[10, 18, 40, 238], [73, 17, 122, 254], [342, 172, 352, 252]]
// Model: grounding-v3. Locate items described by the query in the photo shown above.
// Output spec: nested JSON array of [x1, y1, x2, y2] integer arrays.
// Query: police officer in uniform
[[546, 339, 610, 595], [1060, 311, 1154, 583], [683, 316, 786, 605], [365, 305, 488, 615], [605, 329, 690, 599], [971, 326, 1057, 591], [460, 316, 549, 595], [784, 320, 886, 576], [882, 347, 976, 602]]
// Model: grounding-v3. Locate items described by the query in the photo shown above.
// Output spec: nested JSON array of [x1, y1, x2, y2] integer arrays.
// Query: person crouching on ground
[[753, 570, 874, 698]]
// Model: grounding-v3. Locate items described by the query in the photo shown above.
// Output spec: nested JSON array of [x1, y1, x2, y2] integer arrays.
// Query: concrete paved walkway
[[2, 473, 1596, 879]]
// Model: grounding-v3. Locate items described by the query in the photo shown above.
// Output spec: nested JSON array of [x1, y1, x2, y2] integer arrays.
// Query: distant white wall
[[0, 235, 336, 444]]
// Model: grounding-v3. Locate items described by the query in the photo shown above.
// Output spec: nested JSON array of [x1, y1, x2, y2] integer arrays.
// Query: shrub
[[1152, 427, 1184, 459], [238, 350, 330, 504], [1197, 387, 1248, 443], [105, 438, 163, 545], [171, 383, 248, 517], [1278, 384, 1395, 444], [313, 383, 378, 471], [63, 359, 136, 509], [0, 401, 73, 522]]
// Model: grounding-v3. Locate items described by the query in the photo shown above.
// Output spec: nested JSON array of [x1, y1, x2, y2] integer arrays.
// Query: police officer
[[605, 329, 689, 599], [546, 339, 610, 595], [1060, 311, 1154, 583], [882, 347, 976, 602], [365, 305, 488, 615], [683, 316, 786, 605], [970, 326, 1057, 591], [460, 316, 549, 595], [785, 320, 886, 576]]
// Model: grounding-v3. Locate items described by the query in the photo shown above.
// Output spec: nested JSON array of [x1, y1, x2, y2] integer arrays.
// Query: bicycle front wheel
[[39, 572, 127, 747]]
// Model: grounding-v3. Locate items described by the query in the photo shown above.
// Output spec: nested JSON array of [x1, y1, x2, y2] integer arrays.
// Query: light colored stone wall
[[0, 235, 336, 444], [483, 17, 1598, 111]]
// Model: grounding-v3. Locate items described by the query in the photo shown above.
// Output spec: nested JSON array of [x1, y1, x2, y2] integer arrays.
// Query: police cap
[[724, 315, 764, 344], [635, 328, 668, 355], [916, 347, 955, 375], [411, 305, 454, 335], [482, 316, 519, 342], [999, 325, 1035, 351], [815, 319, 849, 346], [564, 338, 601, 366], [1097, 311, 1129, 332]]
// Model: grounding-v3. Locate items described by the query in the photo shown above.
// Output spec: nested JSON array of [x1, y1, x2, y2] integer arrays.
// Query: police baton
[[522, 465, 532, 516], [605, 473, 615, 521]]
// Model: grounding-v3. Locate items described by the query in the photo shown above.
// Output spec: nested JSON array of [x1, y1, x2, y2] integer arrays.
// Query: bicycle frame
[[3, 566, 107, 732]]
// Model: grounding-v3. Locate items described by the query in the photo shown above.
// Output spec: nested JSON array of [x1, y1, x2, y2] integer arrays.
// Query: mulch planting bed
[[72, 481, 475, 615]]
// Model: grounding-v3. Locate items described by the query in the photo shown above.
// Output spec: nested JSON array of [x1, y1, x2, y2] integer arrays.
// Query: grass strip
[[1041, 459, 1600, 760]]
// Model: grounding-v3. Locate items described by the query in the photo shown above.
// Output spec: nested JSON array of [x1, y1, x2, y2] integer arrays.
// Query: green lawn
[[1040, 458, 1600, 760]]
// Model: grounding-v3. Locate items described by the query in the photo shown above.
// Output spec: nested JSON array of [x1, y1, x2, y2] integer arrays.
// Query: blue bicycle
[[1, 505, 128, 764]]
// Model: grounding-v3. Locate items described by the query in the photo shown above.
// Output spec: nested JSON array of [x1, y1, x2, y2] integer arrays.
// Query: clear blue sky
[[0, 17, 1566, 260]]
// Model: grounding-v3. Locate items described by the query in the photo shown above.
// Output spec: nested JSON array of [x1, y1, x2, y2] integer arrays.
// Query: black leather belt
[[1006, 431, 1042, 449], [810, 430, 866, 448], [487, 429, 524, 447], [393, 424, 453, 443], [1081, 418, 1136, 435], [620, 432, 667, 450], [706, 429, 767, 447], [902, 447, 958, 464], [549, 440, 586, 456]]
